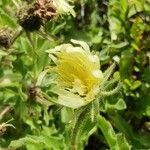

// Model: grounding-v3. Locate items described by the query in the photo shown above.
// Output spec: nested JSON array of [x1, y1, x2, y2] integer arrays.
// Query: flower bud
[[45, 40, 103, 108], [17, 0, 56, 31], [0, 28, 13, 48]]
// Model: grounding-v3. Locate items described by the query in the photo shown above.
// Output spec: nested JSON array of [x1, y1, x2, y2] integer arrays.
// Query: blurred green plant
[[0, 0, 150, 150]]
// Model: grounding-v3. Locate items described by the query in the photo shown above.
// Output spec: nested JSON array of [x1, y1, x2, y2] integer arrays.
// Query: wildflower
[[17, 0, 75, 31], [53, 0, 75, 17], [33, 0, 56, 21], [45, 40, 104, 108], [17, 0, 56, 31]]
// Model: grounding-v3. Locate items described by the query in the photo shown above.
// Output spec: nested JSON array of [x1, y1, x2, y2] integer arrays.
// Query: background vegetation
[[0, 0, 150, 149]]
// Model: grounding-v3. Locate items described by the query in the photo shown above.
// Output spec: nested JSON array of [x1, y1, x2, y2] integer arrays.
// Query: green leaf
[[97, 115, 117, 148], [0, 50, 8, 57], [130, 80, 142, 90], [105, 98, 127, 110], [0, 8, 16, 27], [9, 135, 64, 150], [143, 67, 150, 82], [97, 115, 131, 150], [110, 113, 150, 149], [120, 50, 134, 79], [2, 0, 11, 5]]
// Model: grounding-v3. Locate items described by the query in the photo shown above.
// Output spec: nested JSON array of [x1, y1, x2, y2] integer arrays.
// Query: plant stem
[[11, 27, 23, 45], [0, 106, 11, 121], [26, 32, 38, 56], [71, 108, 85, 149], [70, 99, 99, 149], [38, 29, 55, 42], [12, 0, 20, 8], [71, 145, 77, 150], [26, 32, 38, 83], [71, 105, 90, 149]]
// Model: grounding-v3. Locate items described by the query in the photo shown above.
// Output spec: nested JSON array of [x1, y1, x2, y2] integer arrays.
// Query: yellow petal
[[53, 0, 76, 17], [46, 39, 103, 108], [56, 89, 88, 108]]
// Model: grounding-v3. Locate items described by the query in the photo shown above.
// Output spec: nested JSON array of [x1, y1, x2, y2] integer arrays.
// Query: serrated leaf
[[9, 135, 64, 149]]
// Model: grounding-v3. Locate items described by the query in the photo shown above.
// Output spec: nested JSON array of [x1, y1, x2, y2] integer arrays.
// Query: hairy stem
[[71, 100, 99, 149], [100, 82, 122, 96], [71, 106, 89, 150]]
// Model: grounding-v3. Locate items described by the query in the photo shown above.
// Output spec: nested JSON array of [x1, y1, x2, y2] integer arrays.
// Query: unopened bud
[[17, 0, 56, 31], [0, 28, 13, 48]]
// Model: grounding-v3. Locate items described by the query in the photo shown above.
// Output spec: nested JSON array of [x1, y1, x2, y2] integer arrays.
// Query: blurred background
[[0, 0, 150, 149]]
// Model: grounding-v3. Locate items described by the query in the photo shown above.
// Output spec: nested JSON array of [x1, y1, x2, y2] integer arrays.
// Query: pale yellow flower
[[46, 39, 103, 108], [53, 0, 75, 17]]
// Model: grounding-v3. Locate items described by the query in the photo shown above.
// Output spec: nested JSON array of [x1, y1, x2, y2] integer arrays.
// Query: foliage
[[0, 0, 150, 149]]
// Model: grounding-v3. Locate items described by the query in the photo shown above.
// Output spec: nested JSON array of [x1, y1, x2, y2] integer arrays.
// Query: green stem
[[100, 82, 122, 96], [71, 100, 99, 150], [38, 29, 55, 42], [12, 0, 20, 8], [26, 32, 38, 83], [11, 27, 23, 45], [0, 106, 11, 121], [71, 106, 89, 150]]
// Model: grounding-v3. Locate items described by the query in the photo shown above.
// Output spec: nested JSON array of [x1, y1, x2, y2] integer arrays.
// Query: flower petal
[[56, 89, 88, 108]]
